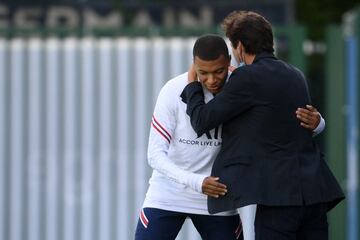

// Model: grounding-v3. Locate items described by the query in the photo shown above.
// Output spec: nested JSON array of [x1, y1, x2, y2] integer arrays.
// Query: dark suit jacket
[[181, 52, 344, 214]]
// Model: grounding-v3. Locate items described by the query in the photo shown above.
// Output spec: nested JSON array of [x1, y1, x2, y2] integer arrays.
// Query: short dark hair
[[222, 11, 274, 54], [192, 34, 230, 61]]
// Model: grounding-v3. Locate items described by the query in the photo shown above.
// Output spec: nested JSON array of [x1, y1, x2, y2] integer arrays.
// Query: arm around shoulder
[[181, 68, 255, 136]]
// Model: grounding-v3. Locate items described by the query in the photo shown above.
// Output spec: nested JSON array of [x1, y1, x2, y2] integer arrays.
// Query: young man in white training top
[[135, 34, 325, 240]]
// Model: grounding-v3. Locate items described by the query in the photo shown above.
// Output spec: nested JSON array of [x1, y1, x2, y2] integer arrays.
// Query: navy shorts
[[135, 208, 243, 240]]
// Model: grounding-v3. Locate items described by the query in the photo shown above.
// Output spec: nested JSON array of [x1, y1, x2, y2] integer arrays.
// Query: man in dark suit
[[180, 11, 345, 240]]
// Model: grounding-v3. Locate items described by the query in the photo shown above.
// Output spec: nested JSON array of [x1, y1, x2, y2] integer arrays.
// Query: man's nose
[[207, 74, 216, 83]]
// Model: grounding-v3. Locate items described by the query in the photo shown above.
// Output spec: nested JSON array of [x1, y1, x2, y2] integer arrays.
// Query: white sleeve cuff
[[188, 174, 207, 193], [313, 115, 325, 137]]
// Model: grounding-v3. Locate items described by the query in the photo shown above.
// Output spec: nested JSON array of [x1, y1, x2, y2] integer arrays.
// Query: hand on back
[[202, 177, 227, 198]]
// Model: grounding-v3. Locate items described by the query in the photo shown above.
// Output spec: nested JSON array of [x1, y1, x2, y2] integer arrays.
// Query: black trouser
[[135, 208, 243, 240], [255, 203, 328, 240]]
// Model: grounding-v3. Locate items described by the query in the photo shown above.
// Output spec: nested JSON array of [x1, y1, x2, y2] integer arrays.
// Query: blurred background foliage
[[295, 0, 358, 143]]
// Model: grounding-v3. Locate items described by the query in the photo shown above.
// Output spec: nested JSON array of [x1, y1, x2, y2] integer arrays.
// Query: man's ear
[[233, 42, 241, 56], [237, 41, 243, 52], [239, 41, 249, 55]]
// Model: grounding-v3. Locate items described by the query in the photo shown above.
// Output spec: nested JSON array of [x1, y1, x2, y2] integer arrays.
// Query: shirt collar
[[252, 52, 277, 63]]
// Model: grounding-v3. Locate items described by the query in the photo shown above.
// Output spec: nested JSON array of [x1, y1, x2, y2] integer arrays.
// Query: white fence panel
[[0, 37, 203, 240]]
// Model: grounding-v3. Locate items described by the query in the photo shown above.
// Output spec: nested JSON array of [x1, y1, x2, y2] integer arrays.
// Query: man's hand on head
[[228, 65, 236, 72], [296, 105, 321, 130], [188, 63, 198, 83]]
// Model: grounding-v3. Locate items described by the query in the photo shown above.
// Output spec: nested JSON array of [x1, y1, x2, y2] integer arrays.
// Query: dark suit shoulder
[[231, 64, 252, 76], [226, 65, 262, 98], [226, 66, 253, 87]]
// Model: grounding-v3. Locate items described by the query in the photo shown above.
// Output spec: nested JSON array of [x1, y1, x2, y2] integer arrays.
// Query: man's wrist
[[313, 115, 325, 136], [188, 174, 207, 193]]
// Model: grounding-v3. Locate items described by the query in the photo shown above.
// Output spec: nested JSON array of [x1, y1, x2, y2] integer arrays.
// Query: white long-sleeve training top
[[142, 72, 325, 215]]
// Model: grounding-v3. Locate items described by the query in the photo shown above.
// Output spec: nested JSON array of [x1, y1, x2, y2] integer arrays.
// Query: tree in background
[[296, 0, 359, 40], [294, 0, 358, 134]]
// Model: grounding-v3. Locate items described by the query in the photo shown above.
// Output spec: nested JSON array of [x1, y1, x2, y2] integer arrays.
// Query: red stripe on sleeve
[[151, 122, 170, 144], [152, 115, 172, 140]]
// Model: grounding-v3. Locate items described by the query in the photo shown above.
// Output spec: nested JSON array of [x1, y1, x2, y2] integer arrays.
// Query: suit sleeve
[[180, 69, 255, 136], [296, 67, 326, 137], [147, 84, 207, 193]]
